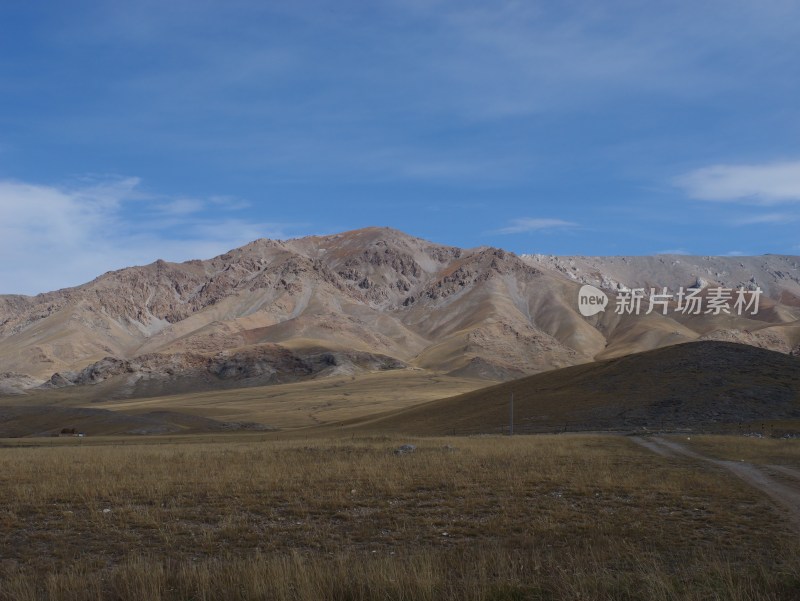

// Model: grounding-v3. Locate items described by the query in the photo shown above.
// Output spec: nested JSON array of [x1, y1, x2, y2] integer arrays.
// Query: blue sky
[[1, 0, 799, 294]]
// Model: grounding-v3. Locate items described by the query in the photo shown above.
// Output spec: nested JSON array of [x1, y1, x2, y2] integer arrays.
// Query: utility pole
[[509, 392, 514, 436]]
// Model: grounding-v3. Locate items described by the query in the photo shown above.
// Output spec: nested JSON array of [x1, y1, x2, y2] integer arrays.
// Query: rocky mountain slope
[[521, 253, 800, 358], [1, 228, 799, 398]]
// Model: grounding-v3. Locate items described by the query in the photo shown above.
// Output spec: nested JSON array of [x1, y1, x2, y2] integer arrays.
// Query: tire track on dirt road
[[631, 436, 800, 530]]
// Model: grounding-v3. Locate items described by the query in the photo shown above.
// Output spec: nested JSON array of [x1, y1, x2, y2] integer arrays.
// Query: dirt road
[[631, 436, 800, 529]]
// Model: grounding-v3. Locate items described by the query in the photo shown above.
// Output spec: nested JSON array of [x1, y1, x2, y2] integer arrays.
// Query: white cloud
[[0, 177, 298, 295], [675, 160, 800, 204], [494, 218, 578, 234]]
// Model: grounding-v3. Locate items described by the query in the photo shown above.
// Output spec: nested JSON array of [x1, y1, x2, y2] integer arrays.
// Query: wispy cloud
[[32, 0, 799, 187], [494, 218, 578, 234], [0, 176, 301, 295], [152, 198, 208, 216], [655, 249, 690, 255], [730, 212, 799, 225], [675, 160, 800, 204]]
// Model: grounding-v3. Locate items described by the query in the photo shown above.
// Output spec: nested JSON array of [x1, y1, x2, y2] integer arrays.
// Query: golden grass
[[8, 370, 490, 431], [0, 434, 798, 600]]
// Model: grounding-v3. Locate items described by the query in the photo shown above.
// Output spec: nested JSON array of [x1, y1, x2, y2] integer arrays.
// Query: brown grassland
[[0, 433, 799, 600], [7, 371, 490, 434]]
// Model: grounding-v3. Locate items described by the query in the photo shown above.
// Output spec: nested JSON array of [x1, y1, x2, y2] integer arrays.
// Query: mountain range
[[1, 227, 799, 398]]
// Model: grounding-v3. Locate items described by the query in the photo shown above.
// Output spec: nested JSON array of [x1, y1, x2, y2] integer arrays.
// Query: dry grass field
[[2, 370, 490, 436], [92, 370, 489, 429], [1, 433, 798, 600]]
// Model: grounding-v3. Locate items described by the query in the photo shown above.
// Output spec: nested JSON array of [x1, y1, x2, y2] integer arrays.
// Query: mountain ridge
[[1, 227, 799, 398]]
